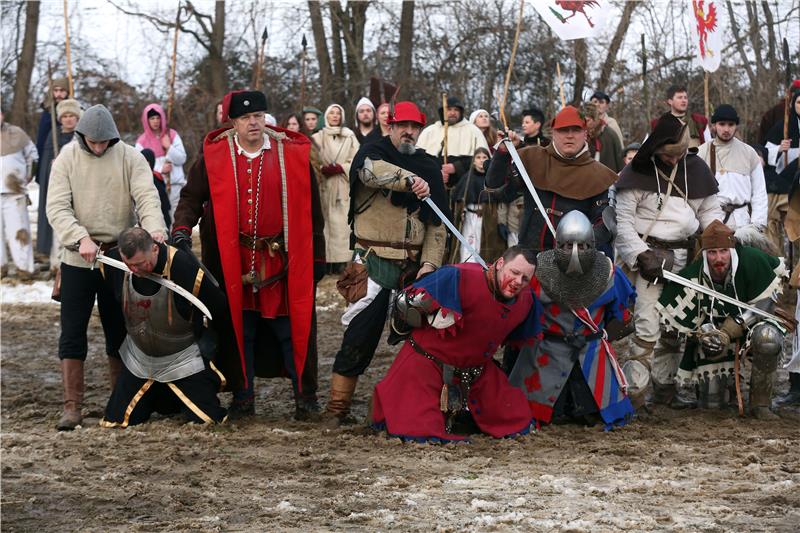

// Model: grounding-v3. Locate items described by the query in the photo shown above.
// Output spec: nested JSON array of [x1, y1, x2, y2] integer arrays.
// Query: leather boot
[[56, 359, 85, 431], [652, 380, 676, 406], [774, 372, 800, 407], [749, 365, 779, 420], [670, 383, 698, 409], [323, 373, 358, 428], [108, 356, 124, 390]]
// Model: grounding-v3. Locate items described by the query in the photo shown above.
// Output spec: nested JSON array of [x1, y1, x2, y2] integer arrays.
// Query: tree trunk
[[396, 1, 414, 84], [329, 2, 347, 104], [572, 39, 587, 105], [597, 0, 638, 90], [343, 1, 368, 103], [308, 0, 333, 103], [208, 0, 227, 99], [10, 0, 39, 131]]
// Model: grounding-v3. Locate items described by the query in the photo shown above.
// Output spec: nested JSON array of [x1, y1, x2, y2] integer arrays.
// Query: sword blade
[[96, 253, 213, 320], [662, 270, 778, 322], [421, 196, 488, 269], [503, 140, 558, 239]]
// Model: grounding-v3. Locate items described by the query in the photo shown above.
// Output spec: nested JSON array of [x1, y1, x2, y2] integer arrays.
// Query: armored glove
[[171, 228, 192, 251], [700, 317, 742, 361], [636, 249, 663, 282]]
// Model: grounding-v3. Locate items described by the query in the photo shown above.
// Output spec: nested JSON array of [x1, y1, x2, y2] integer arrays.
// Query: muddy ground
[[2, 277, 799, 532]]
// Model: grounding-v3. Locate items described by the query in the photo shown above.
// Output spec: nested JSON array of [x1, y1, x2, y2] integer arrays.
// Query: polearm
[[46, 61, 60, 159], [166, 2, 181, 125], [300, 34, 307, 110], [499, 0, 525, 131], [783, 38, 792, 167], [556, 63, 566, 108], [62, 0, 74, 97], [253, 26, 268, 89], [441, 91, 449, 165]]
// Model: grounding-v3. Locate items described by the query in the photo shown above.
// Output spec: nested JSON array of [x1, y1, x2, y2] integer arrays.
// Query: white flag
[[533, 0, 611, 41], [690, 0, 723, 72]]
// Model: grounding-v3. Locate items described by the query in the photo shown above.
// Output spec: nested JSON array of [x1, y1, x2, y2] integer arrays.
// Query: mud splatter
[[14, 228, 30, 245]]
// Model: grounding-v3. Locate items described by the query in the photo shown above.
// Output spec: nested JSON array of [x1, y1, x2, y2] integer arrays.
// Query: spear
[[167, 2, 181, 125], [441, 91, 449, 165], [46, 61, 60, 159], [783, 38, 792, 167], [253, 26, 268, 89], [499, 0, 525, 131], [62, 0, 74, 97], [556, 63, 566, 108], [300, 33, 307, 110]]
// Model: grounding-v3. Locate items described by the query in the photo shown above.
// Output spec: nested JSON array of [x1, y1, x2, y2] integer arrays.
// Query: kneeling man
[[100, 228, 229, 427], [371, 246, 539, 442]]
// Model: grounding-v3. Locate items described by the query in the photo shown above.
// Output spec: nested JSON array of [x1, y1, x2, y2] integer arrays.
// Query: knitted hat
[[710, 104, 739, 124], [700, 219, 736, 250], [56, 98, 82, 120]]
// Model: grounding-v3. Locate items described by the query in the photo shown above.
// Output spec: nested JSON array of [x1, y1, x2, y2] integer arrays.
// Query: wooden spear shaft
[[63, 0, 74, 97], [167, 3, 181, 125], [300, 34, 307, 111], [47, 61, 60, 159], [556, 63, 566, 108], [704, 71, 709, 120], [499, 0, 525, 131]]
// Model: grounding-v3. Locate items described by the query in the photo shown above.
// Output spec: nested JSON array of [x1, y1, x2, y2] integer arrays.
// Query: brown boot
[[108, 356, 124, 390], [56, 359, 85, 431], [323, 373, 358, 428]]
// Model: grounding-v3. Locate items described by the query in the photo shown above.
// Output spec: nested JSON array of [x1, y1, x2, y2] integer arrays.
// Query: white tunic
[[697, 137, 767, 230]]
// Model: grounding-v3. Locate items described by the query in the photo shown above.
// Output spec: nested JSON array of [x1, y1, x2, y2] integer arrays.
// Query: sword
[[661, 270, 779, 323], [96, 252, 213, 321], [408, 178, 487, 269], [502, 139, 557, 239]]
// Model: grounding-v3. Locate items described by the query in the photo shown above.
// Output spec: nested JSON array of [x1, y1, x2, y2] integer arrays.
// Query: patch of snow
[[470, 498, 499, 511], [275, 500, 306, 512], [473, 512, 525, 526], [1, 281, 57, 305], [403, 498, 417, 507]]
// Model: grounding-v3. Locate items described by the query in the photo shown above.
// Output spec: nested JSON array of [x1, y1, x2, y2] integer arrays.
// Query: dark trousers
[[103, 360, 226, 426], [332, 288, 392, 377], [234, 312, 296, 401], [58, 263, 126, 360]]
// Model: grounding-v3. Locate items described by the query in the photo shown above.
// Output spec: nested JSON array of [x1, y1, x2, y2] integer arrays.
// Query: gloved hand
[[497, 223, 509, 242], [321, 163, 344, 177], [636, 249, 663, 282], [719, 315, 745, 342], [171, 228, 192, 251], [313, 261, 326, 284], [700, 329, 730, 361]]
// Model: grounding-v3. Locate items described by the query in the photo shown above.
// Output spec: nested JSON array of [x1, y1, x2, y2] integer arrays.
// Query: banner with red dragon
[[533, 0, 611, 41]]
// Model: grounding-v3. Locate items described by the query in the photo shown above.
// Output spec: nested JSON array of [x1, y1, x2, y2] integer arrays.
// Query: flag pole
[[167, 2, 181, 125], [63, 0, 74, 97], [556, 63, 566, 108], [703, 71, 709, 119], [499, 0, 525, 131]]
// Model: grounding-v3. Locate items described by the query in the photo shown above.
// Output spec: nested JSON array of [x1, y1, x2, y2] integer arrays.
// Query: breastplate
[[122, 273, 195, 357]]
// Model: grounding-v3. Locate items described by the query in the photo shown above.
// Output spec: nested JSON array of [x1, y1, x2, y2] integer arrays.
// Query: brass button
[[247, 199, 253, 205]]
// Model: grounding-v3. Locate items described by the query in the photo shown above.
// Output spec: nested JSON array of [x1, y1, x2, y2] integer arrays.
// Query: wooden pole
[[63, 0, 74, 97], [556, 63, 566, 108], [441, 91, 449, 165], [641, 33, 648, 122], [253, 27, 268, 90], [499, 0, 525, 131], [703, 70, 709, 119], [167, 3, 181, 125], [46, 61, 60, 159]]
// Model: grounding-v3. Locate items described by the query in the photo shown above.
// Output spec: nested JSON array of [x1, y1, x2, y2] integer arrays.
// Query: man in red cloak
[[172, 90, 325, 419]]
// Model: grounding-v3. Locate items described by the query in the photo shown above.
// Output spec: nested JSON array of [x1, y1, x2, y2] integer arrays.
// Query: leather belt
[[239, 233, 283, 253], [356, 238, 422, 252], [721, 202, 749, 224], [99, 241, 117, 253], [642, 235, 697, 251]]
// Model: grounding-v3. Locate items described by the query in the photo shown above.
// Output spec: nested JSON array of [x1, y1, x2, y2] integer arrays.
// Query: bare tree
[[10, 0, 39, 131], [597, 0, 639, 91], [396, 0, 414, 82]]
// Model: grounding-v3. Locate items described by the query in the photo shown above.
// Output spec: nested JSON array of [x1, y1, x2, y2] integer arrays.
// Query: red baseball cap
[[551, 105, 586, 130], [388, 101, 426, 127]]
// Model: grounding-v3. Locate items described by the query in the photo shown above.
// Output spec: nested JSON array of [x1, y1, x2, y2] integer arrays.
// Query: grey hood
[[75, 104, 121, 156]]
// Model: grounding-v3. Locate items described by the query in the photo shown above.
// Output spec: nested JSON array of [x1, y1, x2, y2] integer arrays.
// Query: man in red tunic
[[172, 90, 325, 419], [370, 246, 539, 442]]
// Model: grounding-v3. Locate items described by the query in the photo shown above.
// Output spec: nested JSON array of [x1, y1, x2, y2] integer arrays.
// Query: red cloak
[[203, 127, 314, 389]]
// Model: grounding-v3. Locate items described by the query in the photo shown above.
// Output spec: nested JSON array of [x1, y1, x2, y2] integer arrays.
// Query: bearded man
[[615, 113, 723, 405], [697, 104, 768, 232], [323, 101, 449, 426], [657, 221, 787, 419], [372, 246, 539, 442], [353, 96, 380, 145], [416, 95, 489, 188], [172, 90, 326, 420], [509, 211, 636, 428]]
